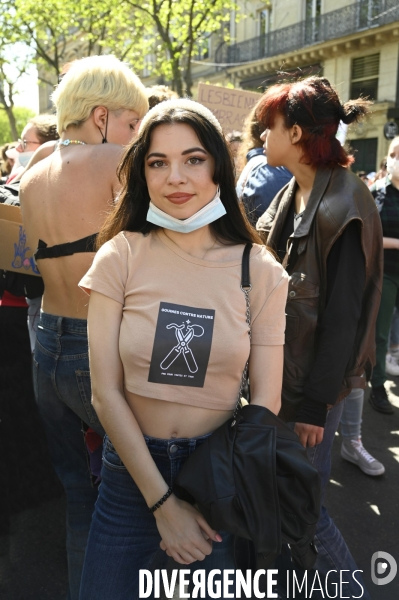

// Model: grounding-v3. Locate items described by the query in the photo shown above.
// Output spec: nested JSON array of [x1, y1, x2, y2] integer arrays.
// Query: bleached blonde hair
[[52, 55, 149, 133]]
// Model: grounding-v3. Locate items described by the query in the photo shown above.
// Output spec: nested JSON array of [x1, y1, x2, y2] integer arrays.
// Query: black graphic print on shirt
[[148, 302, 215, 388]]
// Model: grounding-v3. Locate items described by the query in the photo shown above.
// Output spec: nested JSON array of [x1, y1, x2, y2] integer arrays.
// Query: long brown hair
[[97, 104, 263, 248]]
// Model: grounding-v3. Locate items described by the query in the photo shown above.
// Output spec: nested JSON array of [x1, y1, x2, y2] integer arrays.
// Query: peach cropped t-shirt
[[80, 230, 288, 411]]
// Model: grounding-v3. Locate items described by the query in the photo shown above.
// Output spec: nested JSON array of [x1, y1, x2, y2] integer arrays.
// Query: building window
[[258, 9, 270, 36], [305, 0, 321, 20], [350, 138, 378, 174], [194, 35, 210, 61], [357, 0, 380, 29], [350, 54, 379, 101], [305, 0, 321, 44]]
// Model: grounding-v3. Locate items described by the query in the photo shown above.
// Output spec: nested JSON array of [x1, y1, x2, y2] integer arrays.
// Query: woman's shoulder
[[327, 166, 376, 218], [91, 231, 154, 279], [330, 165, 371, 194], [250, 244, 288, 286], [101, 230, 152, 251]]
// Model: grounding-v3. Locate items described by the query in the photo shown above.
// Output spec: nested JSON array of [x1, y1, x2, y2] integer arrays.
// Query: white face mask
[[18, 151, 35, 168], [387, 156, 399, 178], [146, 187, 227, 233]]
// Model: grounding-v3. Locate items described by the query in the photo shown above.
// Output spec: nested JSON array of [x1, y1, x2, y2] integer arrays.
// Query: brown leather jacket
[[256, 166, 383, 411]]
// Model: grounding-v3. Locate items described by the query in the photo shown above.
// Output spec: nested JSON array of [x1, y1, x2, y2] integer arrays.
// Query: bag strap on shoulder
[[233, 243, 252, 420], [241, 243, 252, 289]]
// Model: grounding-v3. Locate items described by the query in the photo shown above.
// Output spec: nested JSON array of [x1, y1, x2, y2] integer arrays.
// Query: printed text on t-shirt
[[148, 302, 215, 388]]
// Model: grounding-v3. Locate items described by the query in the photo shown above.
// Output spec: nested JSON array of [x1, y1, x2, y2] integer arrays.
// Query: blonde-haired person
[[20, 55, 148, 600], [52, 54, 147, 133]]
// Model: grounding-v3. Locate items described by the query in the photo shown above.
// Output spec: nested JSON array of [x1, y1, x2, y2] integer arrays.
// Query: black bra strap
[[34, 233, 97, 260]]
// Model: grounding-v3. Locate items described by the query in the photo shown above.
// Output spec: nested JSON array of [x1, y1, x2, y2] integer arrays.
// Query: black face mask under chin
[[98, 112, 108, 144]]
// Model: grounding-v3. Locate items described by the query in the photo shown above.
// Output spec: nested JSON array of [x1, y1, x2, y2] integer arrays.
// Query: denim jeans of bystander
[[26, 295, 42, 353], [277, 403, 371, 600], [371, 273, 399, 388], [389, 307, 399, 348], [33, 311, 104, 600], [340, 388, 364, 440]]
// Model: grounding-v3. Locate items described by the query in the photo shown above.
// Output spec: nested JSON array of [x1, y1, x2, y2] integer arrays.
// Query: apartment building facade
[[39, 0, 399, 172], [185, 0, 399, 173]]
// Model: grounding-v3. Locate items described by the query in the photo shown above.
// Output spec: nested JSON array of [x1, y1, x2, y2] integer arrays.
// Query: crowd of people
[[1, 55, 397, 600]]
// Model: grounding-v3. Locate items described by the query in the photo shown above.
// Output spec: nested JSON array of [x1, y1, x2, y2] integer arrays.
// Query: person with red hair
[[256, 76, 382, 599]]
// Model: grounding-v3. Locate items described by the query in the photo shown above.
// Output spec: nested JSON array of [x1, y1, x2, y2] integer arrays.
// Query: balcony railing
[[215, 0, 399, 65]]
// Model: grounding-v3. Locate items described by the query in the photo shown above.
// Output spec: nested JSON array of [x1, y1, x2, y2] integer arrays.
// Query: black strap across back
[[34, 233, 98, 260]]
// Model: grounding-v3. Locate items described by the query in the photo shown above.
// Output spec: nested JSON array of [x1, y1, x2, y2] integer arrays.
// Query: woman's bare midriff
[[125, 389, 232, 439]]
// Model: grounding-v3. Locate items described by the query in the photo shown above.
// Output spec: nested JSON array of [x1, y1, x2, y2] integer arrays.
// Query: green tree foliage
[[0, 0, 239, 97], [121, 0, 237, 96], [0, 37, 34, 139], [0, 105, 35, 144], [1, 0, 146, 84]]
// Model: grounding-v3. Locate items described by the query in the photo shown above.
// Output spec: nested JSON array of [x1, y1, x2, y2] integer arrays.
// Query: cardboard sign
[[197, 83, 261, 133], [0, 203, 40, 276]]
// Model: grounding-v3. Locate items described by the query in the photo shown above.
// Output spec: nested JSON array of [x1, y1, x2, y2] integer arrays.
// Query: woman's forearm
[[383, 237, 399, 249], [92, 389, 169, 508], [249, 344, 283, 414], [92, 387, 221, 563], [88, 292, 169, 508]]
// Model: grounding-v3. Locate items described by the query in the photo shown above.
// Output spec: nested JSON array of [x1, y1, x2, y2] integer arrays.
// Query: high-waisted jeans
[[33, 311, 104, 600], [79, 434, 236, 600]]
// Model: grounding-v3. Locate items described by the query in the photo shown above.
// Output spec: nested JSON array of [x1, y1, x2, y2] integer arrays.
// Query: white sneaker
[[386, 354, 399, 376], [341, 438, 385, 476]]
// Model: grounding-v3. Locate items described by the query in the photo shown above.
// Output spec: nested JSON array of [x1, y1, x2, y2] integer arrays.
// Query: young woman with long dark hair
[[78, 99, 288, 599], [256, 76, 382, 600]]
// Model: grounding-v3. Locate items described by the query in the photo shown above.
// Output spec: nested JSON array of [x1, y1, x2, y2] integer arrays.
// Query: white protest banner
[[197, 83, 262, 133]]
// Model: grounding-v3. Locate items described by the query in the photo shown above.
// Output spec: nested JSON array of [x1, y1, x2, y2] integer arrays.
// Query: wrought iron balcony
[[215, 0, 399, 65]]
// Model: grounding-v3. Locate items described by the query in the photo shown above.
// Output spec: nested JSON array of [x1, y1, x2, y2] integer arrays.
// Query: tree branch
[[123, 0, 154, 20], [38, 75, 56, 87]]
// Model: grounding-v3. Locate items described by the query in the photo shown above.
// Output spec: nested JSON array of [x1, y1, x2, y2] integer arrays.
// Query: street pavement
[[327, 379, 399, 600], [1, 382, 398, 600]]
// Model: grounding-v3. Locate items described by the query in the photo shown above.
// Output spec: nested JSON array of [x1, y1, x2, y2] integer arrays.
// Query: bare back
[[20, 144, 123, 318]]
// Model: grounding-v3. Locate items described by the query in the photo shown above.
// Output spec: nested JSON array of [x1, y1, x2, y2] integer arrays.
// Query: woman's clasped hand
[[156, 494, 222, 564]]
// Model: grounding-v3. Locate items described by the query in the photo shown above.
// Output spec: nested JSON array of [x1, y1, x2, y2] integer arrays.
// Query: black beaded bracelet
[[149, 486, 173, 513]]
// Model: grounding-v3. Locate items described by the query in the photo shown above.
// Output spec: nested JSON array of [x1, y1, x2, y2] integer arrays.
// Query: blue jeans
[[278, 403, 370, 599], [308, 403, 370, 599], [340, 388, 364, 440], [33, 311, 104, 600], [79, 434, 236, 600], [389, 307, 399, 347]]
